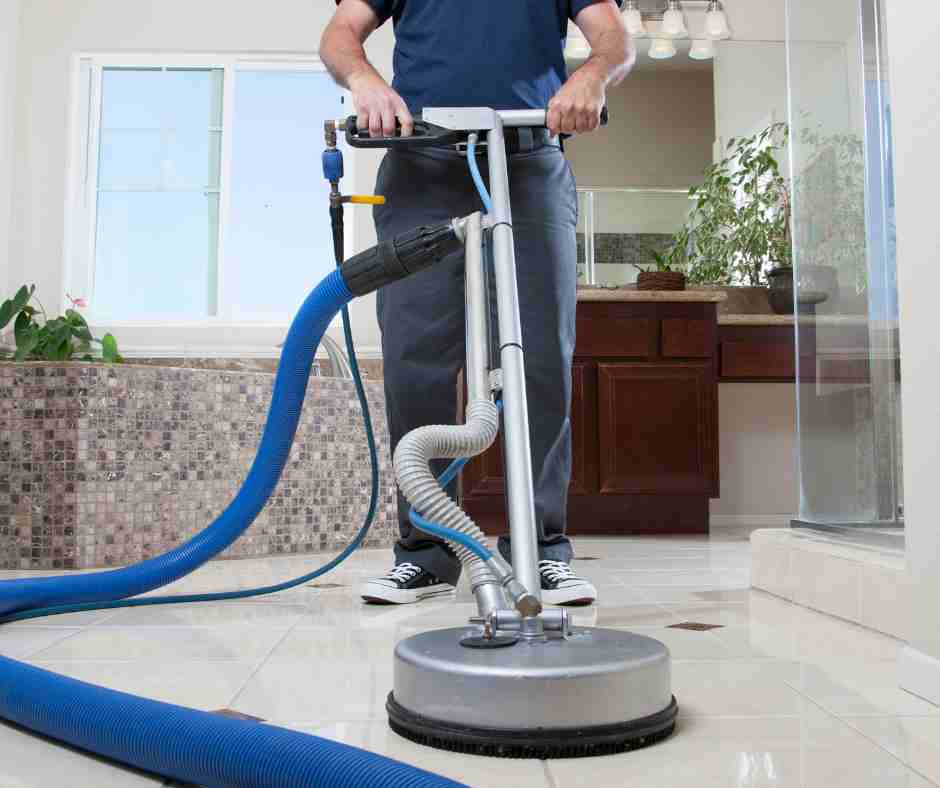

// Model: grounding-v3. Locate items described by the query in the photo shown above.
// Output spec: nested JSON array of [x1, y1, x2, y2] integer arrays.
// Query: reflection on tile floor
[[0, 528, 935, 787]]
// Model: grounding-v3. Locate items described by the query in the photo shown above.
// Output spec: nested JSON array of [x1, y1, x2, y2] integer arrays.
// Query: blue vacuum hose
[[0, 266, 466, 787], [0, 656, 463, 788]]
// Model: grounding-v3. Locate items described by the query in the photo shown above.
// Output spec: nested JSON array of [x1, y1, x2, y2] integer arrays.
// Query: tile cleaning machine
[[337, 107, 677, 757]]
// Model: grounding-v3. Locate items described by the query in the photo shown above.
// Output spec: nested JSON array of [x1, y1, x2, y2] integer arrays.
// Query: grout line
[[783, 674, 940, 785], [542, 760, 560, 788], [225, 619, 301, 710], [17, 627, 90, 660]]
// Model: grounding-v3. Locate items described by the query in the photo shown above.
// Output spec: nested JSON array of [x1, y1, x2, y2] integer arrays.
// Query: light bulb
[[624, 8, 647, 36], [689, 39, 716, 60], [705, 1, 731, 39], [661, 2, 687, 38], [649, 38, 677, 59]]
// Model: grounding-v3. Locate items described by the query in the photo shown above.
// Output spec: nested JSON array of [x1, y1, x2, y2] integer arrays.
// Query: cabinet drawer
[[721, 341, 795, 379], [662, 318, 714, 358], [576, 316, 653, 358]]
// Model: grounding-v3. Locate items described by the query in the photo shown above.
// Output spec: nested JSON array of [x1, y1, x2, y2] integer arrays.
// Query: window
[[68, 56, 346, 324]]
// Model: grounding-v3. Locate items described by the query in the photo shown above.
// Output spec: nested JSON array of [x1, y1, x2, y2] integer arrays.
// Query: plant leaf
[[12, 285, 33, 311], [0, 299, 14, 330], [101, 333, 120, 363], [13, 310, 32, 345], [14, 325, 39, 360]]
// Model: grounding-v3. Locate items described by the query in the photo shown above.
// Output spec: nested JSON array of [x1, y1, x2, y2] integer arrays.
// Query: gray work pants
[[374, 143, 577, 585]]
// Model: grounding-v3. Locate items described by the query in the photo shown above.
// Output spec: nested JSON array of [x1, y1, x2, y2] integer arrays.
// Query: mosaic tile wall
[[576, 232, 674, 269], [0, 363, 399, 571]]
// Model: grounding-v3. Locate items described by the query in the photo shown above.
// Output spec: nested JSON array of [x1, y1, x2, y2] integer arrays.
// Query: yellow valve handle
[[345, 195, 386, 206]]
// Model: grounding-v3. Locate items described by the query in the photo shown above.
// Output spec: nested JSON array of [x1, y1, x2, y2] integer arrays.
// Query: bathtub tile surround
[[0, 363, 398, 570], [128, 356, 385, 379]]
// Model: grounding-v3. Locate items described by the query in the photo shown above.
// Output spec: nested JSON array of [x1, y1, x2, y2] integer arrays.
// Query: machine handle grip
[[344, 115, 462, 149]]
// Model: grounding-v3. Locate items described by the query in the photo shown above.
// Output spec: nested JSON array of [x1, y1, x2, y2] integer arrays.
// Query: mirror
[[565, 38, 789, 288]]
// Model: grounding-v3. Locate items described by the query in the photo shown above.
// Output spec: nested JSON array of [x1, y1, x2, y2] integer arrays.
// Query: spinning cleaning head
[[388, 627, 677, 759]]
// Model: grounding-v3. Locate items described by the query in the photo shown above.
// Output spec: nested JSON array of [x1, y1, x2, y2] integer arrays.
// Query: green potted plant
[[0, 285, 122, 362], [634, 226, 691, 290], [681, 122, 798, 313]]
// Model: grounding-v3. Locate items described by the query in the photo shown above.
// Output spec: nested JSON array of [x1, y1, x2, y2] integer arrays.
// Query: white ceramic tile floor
[[0, 529, 935, 787]]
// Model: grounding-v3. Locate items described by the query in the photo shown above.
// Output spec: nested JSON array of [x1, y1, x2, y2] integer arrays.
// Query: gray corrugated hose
[[394, 400, 509, 614]]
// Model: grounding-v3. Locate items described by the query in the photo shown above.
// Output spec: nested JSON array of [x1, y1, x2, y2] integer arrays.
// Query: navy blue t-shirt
[[358, 0, 621, 113]]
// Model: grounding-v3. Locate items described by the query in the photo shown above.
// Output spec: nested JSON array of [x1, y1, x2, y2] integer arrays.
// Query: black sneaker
[[539, 560, 597, 606], [360, 562, 455, 605]]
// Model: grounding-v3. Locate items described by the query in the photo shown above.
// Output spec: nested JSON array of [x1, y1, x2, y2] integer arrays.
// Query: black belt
[[459, 128, 560, 155]]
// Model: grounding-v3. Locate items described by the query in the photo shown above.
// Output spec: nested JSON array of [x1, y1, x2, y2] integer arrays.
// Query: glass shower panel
[[787, 0, 902, 542]]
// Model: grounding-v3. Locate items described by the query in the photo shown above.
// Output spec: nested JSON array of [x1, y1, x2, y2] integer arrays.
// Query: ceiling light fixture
[[649, 38, 678, 59], [661, 0, 688, 39], [704, 0, 732, 40], [623, 0, 648, 36], [689, 39, 716, 60]]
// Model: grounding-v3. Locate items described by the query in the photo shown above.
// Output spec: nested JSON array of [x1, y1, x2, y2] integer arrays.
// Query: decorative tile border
[[577, 232, 675, 269], [0, 363, 398, 570]]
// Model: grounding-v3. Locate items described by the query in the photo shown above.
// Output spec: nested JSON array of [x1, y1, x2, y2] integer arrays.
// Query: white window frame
[[63, 52, 355, 357]]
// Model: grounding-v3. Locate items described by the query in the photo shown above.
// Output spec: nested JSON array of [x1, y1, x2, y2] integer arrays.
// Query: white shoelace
[[538, 560, 582, 583], [383, 562, 422, 583]]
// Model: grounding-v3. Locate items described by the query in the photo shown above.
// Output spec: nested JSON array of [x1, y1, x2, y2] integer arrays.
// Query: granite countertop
[[718, 314, 871, 326], [577, 286, 726, 303]]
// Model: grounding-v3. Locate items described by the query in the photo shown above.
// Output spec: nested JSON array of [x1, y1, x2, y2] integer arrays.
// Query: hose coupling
[[485, 556, 542, 617], [340, 220, 463, 297]]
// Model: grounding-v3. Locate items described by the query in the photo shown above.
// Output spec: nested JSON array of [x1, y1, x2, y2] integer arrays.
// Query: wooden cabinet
[[462, 299, 720, 535], [597, 362, 718, 496]]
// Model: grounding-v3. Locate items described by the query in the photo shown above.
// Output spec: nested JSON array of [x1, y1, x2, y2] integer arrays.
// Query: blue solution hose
[[0, 656, 464, 788], [0, 270, 355, 619], [409, 510, 492, 562], [466, 136, 493, 214]]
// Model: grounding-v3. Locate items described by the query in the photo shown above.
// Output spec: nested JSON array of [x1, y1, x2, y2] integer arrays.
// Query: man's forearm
[[320, 14, 381, 90], [320, 2, 413, 136], [578, 27, 635, 89], [548, 2, 633, 135]]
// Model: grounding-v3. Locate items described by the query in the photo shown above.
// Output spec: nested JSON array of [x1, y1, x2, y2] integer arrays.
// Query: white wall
[[0, 0, 21, 297], [720, 0, 786, 40], [886, 0, 940, 706], [711, 384, 798, 524], [7, 0, 392, 353], [714, 41, 788, 148]]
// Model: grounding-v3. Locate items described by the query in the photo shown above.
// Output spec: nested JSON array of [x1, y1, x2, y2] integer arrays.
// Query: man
[[321, 0, 634, 605]]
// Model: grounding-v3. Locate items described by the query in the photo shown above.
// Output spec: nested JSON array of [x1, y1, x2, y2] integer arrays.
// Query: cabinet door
[[461, 361, 595, 499], [597, 362, 718, 495]]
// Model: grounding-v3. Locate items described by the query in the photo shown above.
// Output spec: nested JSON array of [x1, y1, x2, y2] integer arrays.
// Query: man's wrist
[[346, 65, 380, 91], [576, 58, 612, 89]]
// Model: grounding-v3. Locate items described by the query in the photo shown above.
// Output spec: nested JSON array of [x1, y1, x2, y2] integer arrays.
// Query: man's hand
[[348, 70, 414, 138], [549, 0, 634, 137], [320, 0, 413, 137], [547, 67, 607, 135]]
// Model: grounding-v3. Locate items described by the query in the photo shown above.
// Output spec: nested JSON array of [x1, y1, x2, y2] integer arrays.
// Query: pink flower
[[66, 293, 88, 309]]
